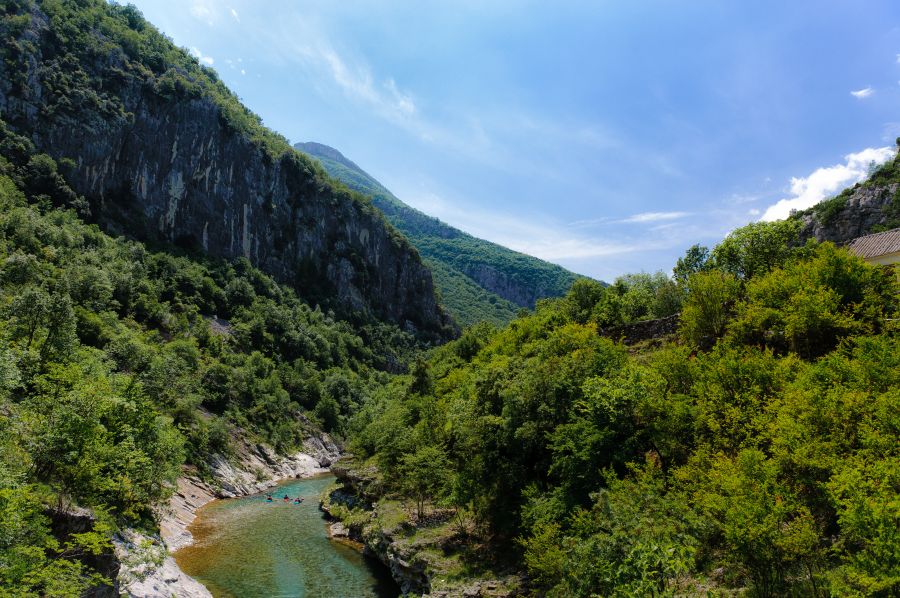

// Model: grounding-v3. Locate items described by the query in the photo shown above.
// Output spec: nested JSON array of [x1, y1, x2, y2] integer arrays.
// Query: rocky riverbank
[[113, 431, 341, 597], [320, 459, 523, 598]]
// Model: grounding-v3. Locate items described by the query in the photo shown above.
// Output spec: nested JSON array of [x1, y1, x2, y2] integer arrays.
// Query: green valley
[[0, 1, 898, 597], [295, 142, 581, 327]]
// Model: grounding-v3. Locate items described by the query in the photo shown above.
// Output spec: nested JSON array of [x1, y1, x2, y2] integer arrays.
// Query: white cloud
[[404, 192, 637, 261], [567, 212, 688, 229], [189, 0, 216, 24], [761, 146, 895, 221], [299, 43, 418, 125], [384, 78, 416, 116], [850, 87, 874, 99], [896, 53, 900, 64], [230, 8, 240, 22], [190, 47, 214, 66], [621, 211, 688, 223]]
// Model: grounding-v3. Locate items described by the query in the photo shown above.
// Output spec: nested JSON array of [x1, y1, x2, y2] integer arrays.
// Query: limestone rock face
[[0, 5, 453, 340], [114, 530, 212, 598], [798, 183, 899, 244]]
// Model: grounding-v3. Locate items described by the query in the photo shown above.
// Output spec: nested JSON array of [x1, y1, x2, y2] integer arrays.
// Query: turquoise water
[[173, 475, 399, 598]]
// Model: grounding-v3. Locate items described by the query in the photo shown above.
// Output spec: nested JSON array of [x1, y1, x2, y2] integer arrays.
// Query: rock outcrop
[[49, 507, 120, 598], [459, 262, 556, 308], [114, 529, 212, 598], [321, 483, 432, 596], [797, 182, 899, 245], [0, 2, 453, 340]]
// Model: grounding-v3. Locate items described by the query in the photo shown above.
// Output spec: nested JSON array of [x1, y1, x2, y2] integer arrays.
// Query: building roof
[[847, 227, 900, 259]]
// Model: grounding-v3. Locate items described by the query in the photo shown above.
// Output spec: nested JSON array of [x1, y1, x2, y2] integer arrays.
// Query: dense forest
[[0, 118, 421, 595], [344, 213, 899, 596], [295, 142, 579, 327]]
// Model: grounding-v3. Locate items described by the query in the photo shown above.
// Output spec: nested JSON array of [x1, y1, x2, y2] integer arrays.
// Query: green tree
[[8, 286, 49, 349], [711, 220, 801, 280], [672, 243, 710, 286], [0, 486, 108, 597], [694, 450, 824, 597], [728, 243, 896, 358], [678, 270, 741, 348], [400, 445, 450, 519]]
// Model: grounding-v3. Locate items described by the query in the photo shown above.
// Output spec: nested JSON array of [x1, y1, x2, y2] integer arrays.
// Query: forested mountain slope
[[295, 141, 581, 327], [0, 114, 426, 594], [0, 0, 454, 341]]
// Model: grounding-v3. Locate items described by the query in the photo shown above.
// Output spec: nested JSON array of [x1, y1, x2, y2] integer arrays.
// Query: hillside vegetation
[[0, 119, 418, 595], [344, 217, 900, 596], [295, 142, 580, 327]]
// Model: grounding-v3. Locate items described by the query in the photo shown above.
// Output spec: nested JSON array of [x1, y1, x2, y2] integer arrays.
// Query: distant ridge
[[295, 142, 581, 327]]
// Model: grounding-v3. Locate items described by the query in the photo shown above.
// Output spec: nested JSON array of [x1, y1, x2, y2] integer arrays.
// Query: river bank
[[320, 458, 524, 598], [113, 430, 341, 597]]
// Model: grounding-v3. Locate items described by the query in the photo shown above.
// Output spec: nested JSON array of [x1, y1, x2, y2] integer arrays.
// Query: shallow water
[[173, 474, 399, 598]]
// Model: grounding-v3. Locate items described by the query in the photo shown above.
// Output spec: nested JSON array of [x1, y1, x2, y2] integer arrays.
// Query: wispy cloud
[[621, 211, 688, 223], [405, 192, 637, 262], [286, 36, 419, 128], [850, 87, 874, 99], [761, 146, 895, 221], [190, 47, 214, 66], [189, 0, 216, 24], [262, 13, 627, 185], [229, 7, 240, 22]]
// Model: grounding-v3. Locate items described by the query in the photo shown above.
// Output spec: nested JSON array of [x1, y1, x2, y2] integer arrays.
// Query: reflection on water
[[174, 474, 398, 598]]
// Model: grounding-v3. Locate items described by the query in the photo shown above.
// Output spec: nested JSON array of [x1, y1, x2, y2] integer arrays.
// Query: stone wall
[[600, 313, 680, 345]]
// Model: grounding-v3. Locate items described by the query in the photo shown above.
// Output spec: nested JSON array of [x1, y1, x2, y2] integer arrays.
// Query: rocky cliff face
[[0, 2, 453, 340], [797, 182, 899, 244], [460, 262, 550, 308]]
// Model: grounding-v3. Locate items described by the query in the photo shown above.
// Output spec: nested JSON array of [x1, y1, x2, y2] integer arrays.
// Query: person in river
[[265, 494, 273, 502], [283, 494, 290, 502]]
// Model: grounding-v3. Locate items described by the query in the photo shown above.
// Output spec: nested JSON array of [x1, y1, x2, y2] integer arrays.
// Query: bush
[[678, 270, 740, 348]]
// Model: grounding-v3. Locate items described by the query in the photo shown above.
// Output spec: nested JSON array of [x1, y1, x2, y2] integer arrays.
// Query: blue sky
[[128, 0, 900, 280]]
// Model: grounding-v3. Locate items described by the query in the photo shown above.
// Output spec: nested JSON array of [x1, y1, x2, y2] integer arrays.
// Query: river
[[173, 474, 399, 598]]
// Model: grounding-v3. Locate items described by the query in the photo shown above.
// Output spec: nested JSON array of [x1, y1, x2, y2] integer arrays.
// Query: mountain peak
[[294, 142, 359, 171]]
